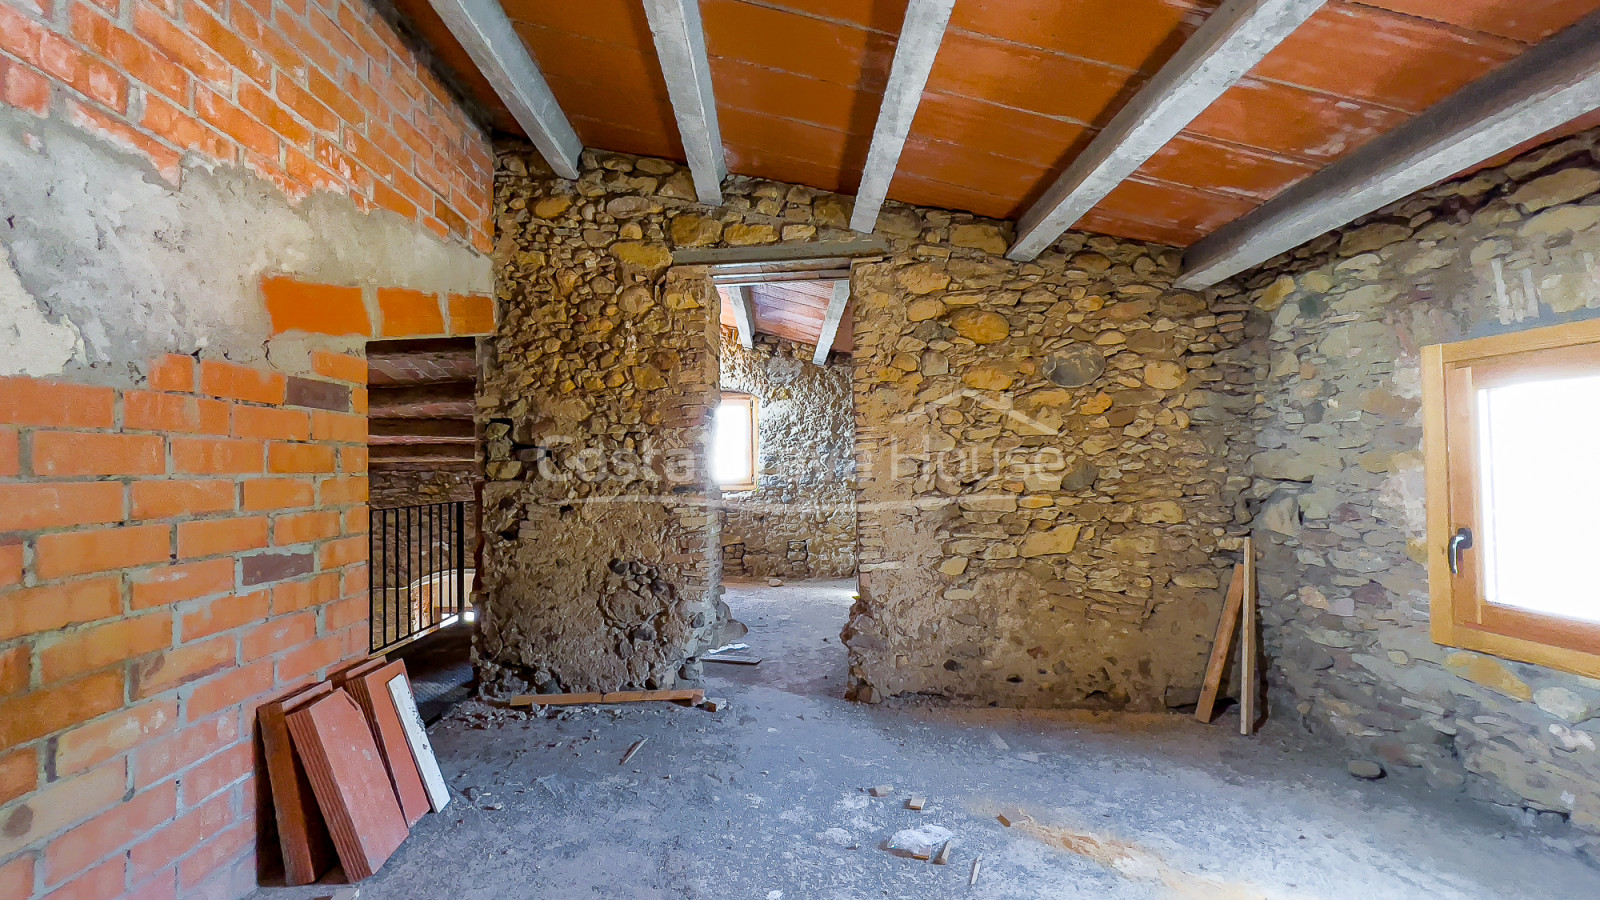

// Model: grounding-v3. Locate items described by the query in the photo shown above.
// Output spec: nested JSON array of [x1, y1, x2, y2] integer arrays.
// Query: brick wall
[[0, 351, 370, 899], [0, 0, 492, 251]]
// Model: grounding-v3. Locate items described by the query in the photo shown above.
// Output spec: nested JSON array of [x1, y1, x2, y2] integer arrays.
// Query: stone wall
[[1240, 126, 1600, 855], [718, 331, 855, 580], [846, 232, 1258, 709]]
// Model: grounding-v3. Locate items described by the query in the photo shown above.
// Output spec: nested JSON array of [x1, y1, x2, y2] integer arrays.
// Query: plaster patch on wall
[[0, 241, 83, 376], [0, 107, 491, 384]]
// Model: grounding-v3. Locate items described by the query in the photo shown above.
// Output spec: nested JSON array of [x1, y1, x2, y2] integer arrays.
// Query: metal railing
[[369, 501, 469, 653]]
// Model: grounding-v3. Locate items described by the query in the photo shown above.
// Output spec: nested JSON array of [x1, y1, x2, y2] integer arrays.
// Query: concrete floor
[[255, 578, 1600, 899]]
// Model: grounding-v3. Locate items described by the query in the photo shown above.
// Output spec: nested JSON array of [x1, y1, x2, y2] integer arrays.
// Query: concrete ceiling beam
[[1006, 0, 1327, 262], [728, 284, 756, 349], [849, 0, 957, 234], [425, 0, 582, 179], [643, 0, 727, 205], [812, 279, 851, 367], [1178, 10, 1600, 288]]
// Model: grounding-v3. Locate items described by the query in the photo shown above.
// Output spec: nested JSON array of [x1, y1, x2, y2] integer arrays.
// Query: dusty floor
[[254, 579, 1600, 899]]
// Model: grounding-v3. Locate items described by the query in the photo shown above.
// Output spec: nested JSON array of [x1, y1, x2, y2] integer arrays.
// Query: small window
[[714, 393, 757, 491], [1423, 318, 1600, 678]]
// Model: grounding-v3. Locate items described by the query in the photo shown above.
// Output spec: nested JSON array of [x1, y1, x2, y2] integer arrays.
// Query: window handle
[[1449, 527, 1474, 575]]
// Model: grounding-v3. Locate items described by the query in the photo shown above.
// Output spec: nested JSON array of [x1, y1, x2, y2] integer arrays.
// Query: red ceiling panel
[[1184, 78, 1408, 163], [923, 32, 1141, 127], [702, 0, 896, 89], [713, 61, 872, 135], [1252, 3, 1522, 113], [910, 93, 1092, 169], [1135, 134, 1315, 201], [886, 172, 1016, 221], [894, 139, 1049, 213], [950, 0, 1211, 73], [1096, 178, 1257, 240], [1358, 0, 1598, 43]]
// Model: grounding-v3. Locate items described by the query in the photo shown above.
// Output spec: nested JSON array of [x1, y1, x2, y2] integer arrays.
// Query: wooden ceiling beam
[[812, 280, 851, 366], [1006, 0, 1327, 262], [1178, 10, 1600, 288], [849, 0, 957, 234], [643, 0, 727, 205], [425, 0, 582, 178], [728, 285, 756, 349]]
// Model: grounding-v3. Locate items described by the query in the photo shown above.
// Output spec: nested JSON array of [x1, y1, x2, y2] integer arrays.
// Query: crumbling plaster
[[0, 107, 490, 384], [719, 331, 857, 580], [1240, 126, 1600, 857]]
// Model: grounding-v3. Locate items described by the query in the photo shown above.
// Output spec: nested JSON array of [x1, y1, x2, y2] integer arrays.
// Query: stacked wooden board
[[259, 657, 450, 885]]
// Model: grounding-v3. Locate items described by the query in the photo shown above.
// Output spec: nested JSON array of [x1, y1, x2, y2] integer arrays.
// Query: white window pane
[[1477, 373, 1600, 622], [714, 399, 754, 486]]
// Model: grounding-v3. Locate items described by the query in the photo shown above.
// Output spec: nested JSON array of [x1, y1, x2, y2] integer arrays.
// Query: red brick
[[0, 576, 121, 641], [272, 509, 340, 545], [269, 572, 338, 615], [124, 390, 230, 435], [0, 481, 125, 531], [341, 445, 368, 474], [37, 29, 128, 113], [140, 91, 233, 162], [130, 790, 233, 880], [53, 699, 179, 777], [3, 57, 52, 116], [319, 474, 367, 506], [241, 477, 314, 511], [180, 741, 250, 804], [0, 426, 18, 476], [130, 635, 235, 700], [309, 409, 365, 443], [0, 377, 114, 428], [171, 437, 263, 475], [0, 761, 127, 861], [376, 286, 444, 337], [341, 508, 369, 535], [46, 783, 177, 885], [241, 611, 316, 661], [130, 559, 234, 610], [231, 404, 309, 441], [275, 632, 343, 685], [0, 643, 26, 697], [36, 523, 171, 579], [260, 277, 370, 337], [323, 593, 366, 631], [238, 81, 309, 147], [0, 670, 124, 749], [33, 430, 166, 476], [131, 479, 235, 520], [197, 360, 284, 406], [0, 541, 23, 589], [125, 868, 178, 900], [69, 5, 188, 103], [177, 516, 268, 558], [310, 349, 366, 385], [41, 611, 172, 682], [275, 75, 340, 134], [180, 590, 268, 641], [184, 3, 270, 86], [177, 821, 251, 889], [185, 658, 273, 720], [42, 855, 125, 900], [267, 441, 335, 474], [317, 534, 366, 570], [448, 293, 496, 336], [351, 386, 368, 415], [145, 355, 194, 393], [67, 99, 182, 184], [133, 711, 239, 788], [132, 4, 231, 89], [0, 854, 33, 900], [0, 748, 37, 806]]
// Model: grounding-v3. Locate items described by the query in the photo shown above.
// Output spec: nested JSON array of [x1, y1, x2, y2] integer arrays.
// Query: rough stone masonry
[[480, 146, 1256, 710]]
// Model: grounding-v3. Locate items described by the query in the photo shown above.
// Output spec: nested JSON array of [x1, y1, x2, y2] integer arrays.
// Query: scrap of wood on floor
[[508, 688, 706, 708], [1196, 537, 1261, 730], [704, 642, 762, 665]]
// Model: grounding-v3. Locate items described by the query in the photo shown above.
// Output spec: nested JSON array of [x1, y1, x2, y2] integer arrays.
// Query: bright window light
[[714, 394, 756, 489], [1476, 373, 1600, 623]]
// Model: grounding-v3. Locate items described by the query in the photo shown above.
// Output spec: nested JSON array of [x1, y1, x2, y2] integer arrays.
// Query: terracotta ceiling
[[389, 0, 1599, 347]]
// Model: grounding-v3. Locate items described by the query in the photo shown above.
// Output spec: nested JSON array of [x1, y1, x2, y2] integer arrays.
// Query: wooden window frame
[[1423, 317, 1600, 679], [716, 392, 758, 492]]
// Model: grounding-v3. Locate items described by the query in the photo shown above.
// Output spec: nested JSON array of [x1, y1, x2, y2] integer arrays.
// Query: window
[[1423, 318, 1600, 678], [714, 393, 757, 491]]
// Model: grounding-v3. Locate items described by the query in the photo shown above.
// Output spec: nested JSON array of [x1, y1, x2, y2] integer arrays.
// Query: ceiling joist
[[1006, 0, 1327, 262], [849, 0, 957, 234], [643, 0, 727, 205], [1177, 10, 1600, 288], [812, 280, 852, 366], [425, 0, 582, 179], [728, 285, 756, 349]]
